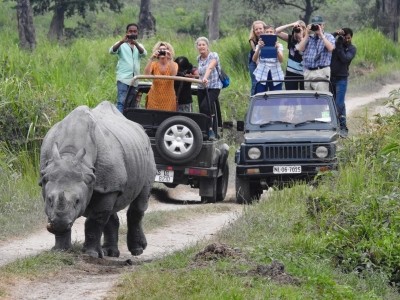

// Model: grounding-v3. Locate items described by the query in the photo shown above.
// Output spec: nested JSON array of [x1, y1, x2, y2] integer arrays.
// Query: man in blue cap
[[296, 16, 335, 91]]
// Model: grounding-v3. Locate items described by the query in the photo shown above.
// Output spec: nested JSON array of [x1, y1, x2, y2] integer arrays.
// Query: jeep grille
[[265, 145, 312, 160]]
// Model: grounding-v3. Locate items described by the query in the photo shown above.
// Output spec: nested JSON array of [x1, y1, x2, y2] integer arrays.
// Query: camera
[[310, 24, 319, 31], [158, 50, 166, 56], [293, 27, 301, 33], [127, 34, 137, 40]]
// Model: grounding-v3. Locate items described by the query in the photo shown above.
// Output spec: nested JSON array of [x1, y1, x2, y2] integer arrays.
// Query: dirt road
[[2, 83, 399, 300]]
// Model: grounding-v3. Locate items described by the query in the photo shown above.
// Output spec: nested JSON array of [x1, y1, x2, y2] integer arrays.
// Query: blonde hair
[[195, 36, 209, 47], [249, 20, 267, 41], [152, 41, 175, 58]]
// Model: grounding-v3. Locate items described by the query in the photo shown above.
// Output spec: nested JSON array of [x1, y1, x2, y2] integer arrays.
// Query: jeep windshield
[[249, 95, 333, 127]]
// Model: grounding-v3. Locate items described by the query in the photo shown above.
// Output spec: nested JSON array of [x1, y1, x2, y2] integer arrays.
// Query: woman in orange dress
[[144, 41, 178, 111]]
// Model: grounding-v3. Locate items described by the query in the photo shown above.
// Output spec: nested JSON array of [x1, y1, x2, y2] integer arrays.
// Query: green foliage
[[1, 2, 400, 297], [0, 148, 44, 241], [305, 89, 400, 288], [30, 0, 123, 18], [352, 29, 400, 67]]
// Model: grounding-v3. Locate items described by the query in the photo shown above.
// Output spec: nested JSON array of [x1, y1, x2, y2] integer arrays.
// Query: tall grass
[[0, 0, 400, 250]]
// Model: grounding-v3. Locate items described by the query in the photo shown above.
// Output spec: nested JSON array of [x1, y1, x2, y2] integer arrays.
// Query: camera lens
[[310, 24, 319, 31], [293, 27, 301, 33], [158, 50, 166, 56]]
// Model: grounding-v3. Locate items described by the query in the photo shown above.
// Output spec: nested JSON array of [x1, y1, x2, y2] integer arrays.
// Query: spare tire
[[155, 116, 203, 164]]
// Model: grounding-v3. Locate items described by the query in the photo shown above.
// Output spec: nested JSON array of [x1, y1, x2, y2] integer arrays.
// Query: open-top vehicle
[[235, 84, 341, 204], [123, 75, 230, 203]]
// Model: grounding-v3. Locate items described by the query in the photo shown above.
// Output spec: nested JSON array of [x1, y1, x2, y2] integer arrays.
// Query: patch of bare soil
[[2, 83, 400, 300], [192, 243, 300, 286], [246, 261, 301, 285], [194, 242, 242, 262]]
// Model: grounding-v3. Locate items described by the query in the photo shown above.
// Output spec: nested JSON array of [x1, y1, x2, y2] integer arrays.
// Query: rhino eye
[[74, 198, 80, 207], [47, 196, 54, 208]]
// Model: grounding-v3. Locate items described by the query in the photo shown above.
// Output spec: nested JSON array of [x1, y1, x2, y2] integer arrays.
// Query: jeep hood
[[244, 130, 339, 144]]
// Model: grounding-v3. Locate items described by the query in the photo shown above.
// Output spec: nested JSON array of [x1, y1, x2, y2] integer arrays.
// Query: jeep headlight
[[248, 147, 261, 159], [315, 146, 329, 158]]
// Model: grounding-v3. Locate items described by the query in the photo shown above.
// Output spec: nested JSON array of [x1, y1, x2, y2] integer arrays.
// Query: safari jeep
[[235, 87, 340, 204], [123, 75, 229, 203]]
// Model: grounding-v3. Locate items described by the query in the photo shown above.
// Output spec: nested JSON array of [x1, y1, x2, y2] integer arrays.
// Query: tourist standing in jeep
[[144, 41, 178, 111], [296, 16, 335, 91], [195, 36, 223, 139], [109, 23, 147, 112]]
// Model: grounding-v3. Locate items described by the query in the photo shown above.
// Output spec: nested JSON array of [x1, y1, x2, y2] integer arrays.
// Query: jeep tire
[[235, 177, 261, 204], [155, 116, 203, 164], [216, 163, 229, 201]]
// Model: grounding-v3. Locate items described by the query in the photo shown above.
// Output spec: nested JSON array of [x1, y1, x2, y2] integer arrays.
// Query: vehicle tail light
[[186, 168, 208, 176]]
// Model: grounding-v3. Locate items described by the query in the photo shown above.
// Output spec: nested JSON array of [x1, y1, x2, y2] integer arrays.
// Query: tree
[[16, 0, 36, 50], [138, 0, 156, 38], [376, 0, 399, 42], [30, 0, 123, 41], [208, 0, 220, 41], [233, 0, 327, 24]]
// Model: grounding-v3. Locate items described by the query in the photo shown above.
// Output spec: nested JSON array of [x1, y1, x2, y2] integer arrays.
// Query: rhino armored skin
[[39, 101, 156, 258]]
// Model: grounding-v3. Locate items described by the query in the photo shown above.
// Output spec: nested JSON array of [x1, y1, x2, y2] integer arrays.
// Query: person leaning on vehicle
[[330, 27, 357, 137], [296, 16, 335, 91], [109, 23, 147, 112]]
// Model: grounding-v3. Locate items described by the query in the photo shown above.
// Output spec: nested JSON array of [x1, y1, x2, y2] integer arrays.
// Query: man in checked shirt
[[296, 16, 335, 91]]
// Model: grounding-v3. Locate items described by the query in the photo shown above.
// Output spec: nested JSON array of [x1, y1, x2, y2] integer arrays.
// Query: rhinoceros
[[39, 101, 156, 258]]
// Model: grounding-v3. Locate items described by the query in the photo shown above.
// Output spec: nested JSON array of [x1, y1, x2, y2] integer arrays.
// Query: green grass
[[1, 1, 400, 298], [114, 184, 400, 299]]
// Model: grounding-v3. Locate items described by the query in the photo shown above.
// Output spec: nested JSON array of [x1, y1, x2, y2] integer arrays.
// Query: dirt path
[[2, 83, 400, 300]]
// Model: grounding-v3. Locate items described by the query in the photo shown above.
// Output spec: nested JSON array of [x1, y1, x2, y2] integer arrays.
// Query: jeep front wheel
[[155, 116, 203, 164], [236, 177, 260, 204]]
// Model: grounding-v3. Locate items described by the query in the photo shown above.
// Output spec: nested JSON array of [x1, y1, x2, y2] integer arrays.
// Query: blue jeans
[[331, 77, 348, 129], [116, 81, 129, 113], [249, 58, 257, 96], [254, 71, 282, 94]]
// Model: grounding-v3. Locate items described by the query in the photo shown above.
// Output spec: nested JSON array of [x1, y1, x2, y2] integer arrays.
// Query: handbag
[[217, 66, 230, 89]]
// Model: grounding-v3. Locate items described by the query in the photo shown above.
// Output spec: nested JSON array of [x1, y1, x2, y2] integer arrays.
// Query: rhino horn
[[52, 143, 61, 160]]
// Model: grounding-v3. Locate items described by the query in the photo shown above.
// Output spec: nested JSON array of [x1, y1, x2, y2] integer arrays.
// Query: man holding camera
[[109, 23, 147, 112], [296, 16, 335, 91], [330, 28, 357, 137]]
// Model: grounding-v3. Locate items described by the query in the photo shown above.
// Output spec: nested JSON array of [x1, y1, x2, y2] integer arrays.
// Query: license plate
[[273, 165, 302, 174], [155, 170, 174, 183]]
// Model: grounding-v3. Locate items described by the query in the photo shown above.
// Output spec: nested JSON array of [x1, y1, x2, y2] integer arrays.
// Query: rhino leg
[[53, 229, 72, 250], [127, 184, 150, 256], [83, 192, 118, 258], [83, 214, 107, 258], [102, 213, 120, 257]]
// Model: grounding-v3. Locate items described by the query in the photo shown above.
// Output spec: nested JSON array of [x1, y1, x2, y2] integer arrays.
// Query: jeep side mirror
[[237, 121, 244, 131]]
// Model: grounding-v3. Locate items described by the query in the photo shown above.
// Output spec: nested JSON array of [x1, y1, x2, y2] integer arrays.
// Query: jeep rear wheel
[[216, 163, 229, 202], [200, 178, 217, 203], [155, 116, 203, 164], [236, 177, 261, 204]]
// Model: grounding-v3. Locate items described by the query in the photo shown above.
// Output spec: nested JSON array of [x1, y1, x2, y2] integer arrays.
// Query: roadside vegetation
[[1, 1, 400, 298]]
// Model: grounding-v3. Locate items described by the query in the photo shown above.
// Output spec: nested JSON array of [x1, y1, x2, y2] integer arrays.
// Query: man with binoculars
[[296, 15, 336, 91]]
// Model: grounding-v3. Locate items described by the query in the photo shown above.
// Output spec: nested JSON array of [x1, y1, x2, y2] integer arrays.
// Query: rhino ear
[[75, 148, 86, 162], [52, 143, 61, 160], [84, 173, 96, 186], [38, 174, 48, 187]]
